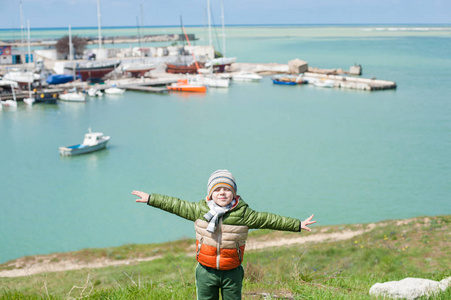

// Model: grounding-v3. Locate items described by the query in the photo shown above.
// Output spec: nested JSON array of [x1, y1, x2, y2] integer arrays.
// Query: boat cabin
[[83, 132, 105, 146]]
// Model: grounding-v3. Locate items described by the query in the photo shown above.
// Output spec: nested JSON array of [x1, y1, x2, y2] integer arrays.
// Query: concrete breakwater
[[2, 34, 197, 48], [302, 72, 397, 91], [232, 62, 396, 91]]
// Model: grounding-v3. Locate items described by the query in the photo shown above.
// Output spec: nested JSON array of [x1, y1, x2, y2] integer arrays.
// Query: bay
[[1, 25, 450, 264]]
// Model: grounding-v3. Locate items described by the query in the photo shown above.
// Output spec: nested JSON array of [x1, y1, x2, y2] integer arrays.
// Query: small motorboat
[[87, 87, 103, 97], [272, 74, 307, 85], [59, 129, 110, 156], [104, 86, 125, 95], [59, 87, 86, 102], [34, 92, 59, 104], [0, 80, 18, 107], [1, 99, 17, 107], [313, 78, 335, 88], [23, 97, 35, 105], [167, 79, 207, 93], [232, 72, 262, 82], [188, 74, 230, 88]]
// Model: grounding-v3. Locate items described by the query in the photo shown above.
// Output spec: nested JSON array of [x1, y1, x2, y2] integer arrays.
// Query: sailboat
[[104, 85, 125, 95], [204, 0, 236, 72], [122, 13, 155, 78], [3, 3, 41, 88], [122, 61, 155, 78], [59, 25, 86, 102], [166, 16, 205, 74], [63, 0, 120, 83]]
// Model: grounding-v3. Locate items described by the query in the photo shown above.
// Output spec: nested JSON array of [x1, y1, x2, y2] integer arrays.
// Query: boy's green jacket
[[148, 193, 301, 270], [148, 193, 301, 232]]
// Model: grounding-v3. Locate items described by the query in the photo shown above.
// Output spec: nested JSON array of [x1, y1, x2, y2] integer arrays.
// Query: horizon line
[[1, 22, 450, 31]]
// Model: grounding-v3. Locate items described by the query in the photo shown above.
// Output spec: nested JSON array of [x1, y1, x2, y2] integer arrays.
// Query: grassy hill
[[1, 215, 450, 299]]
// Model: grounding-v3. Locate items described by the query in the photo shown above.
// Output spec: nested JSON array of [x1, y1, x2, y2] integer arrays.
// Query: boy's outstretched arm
[[131, 190, 202, 222], [132, 190, 150, 203], [301, 214, 316, 232]]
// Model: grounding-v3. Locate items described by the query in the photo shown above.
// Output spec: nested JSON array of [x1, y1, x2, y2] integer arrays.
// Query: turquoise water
[[1, 25, 450, 264]]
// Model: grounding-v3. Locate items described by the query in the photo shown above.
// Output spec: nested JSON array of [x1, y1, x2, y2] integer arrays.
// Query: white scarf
[[203, 199, 237, 233]]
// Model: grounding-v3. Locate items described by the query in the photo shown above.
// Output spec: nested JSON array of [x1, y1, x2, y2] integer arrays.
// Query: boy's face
[[211, 187, 234, 207]]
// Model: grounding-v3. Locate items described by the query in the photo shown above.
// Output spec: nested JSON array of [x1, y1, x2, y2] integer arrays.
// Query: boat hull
[[188, 75, 230, 88], [123, 64, 155, 78], [104, 87, 125, 95], [313, 79, 335, 88], [64, 61, 121, 82], [59, 92, 86, 102], [35, 92, 59, 104], [273, 80, 297, 85], [167, 85, 207, 93], [166, 62, 205, 74], [59, 140, 109, 156], [232, 76, 261, 82]]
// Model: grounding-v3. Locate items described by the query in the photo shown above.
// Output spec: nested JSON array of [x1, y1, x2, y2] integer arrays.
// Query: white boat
[[0, 79, 19, 88], [59, 26, 86, 102], [1, 83, 18, 107], [59, 129, 110, 156], [87, 87, 103, 97], [104, 86, 125, 95], [204, 0, 237, 73], [1, 99, 18, 107], [3, 69, 41, 86], [23, 97, 35, 105], [313, 78, 335, 88], [205, 57, 237, 69], [232, 72, 262, 82], [59, 88, 86, 102], [188, 74, 230, 88]]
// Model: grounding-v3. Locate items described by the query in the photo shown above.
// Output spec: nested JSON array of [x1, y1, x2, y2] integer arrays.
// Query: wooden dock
[[120, 85, 168, 93], [113, 77, 177, 93]]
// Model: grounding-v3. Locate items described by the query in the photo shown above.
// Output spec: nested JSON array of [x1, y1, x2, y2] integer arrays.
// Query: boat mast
[[207, 0, 212, 48], [69, 25, 73, 61], [68, 25, 75, 81], [136, 16, 143, 62], [97, 0, 102, 54], [19, 1, 25, 65], [140, 3, 144, 28], [137, 4, 144, 62], [221, 0, 226, 57], [27, 20, 32, 98]]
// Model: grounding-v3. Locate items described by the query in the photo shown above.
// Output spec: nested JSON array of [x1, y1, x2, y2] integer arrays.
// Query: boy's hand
[[132, 190, 150, 203], [301, 214, 316, 232]]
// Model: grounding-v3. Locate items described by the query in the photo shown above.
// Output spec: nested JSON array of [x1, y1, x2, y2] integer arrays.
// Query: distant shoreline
[[1, 23, 450, 31]]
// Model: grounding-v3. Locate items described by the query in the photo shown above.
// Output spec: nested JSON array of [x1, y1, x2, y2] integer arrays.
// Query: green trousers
[[195, 263, 244, 300]]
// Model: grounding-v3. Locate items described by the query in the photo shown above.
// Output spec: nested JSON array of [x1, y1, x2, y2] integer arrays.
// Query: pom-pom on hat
[[207, 169, 237, 199]]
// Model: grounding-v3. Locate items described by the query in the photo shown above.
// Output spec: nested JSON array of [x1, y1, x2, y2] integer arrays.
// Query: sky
[[0, 0, 450, 29]]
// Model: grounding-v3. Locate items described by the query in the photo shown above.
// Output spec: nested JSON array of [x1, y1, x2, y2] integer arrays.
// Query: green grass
[[1, 215, 450, 299]]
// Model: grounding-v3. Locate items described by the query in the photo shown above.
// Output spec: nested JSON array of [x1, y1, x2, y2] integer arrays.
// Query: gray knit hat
[[207, 169, 237, 199]]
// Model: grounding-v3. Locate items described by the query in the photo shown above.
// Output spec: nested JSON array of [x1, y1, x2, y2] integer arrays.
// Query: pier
[[118, 85, 168, 93], [232, 62, 396, 91], [302, 72, 397, 91], [0, 76, 178, 101]]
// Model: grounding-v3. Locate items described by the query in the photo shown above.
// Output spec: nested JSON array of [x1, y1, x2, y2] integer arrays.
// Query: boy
[[132, 169, 316, 300]]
